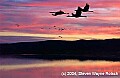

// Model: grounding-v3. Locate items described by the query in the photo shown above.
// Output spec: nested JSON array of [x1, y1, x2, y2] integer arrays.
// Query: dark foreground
[[0, 39, 120, 61]]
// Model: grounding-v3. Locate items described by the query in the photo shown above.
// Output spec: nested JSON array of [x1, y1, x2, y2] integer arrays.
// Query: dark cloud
[[74, 22, 120, 27], [0, 3, 13, 6], [6, 0, 32, 3], [0, 36, 53, 43]]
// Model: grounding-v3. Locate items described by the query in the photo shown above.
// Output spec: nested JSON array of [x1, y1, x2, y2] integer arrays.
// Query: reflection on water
[[0, 57, 120, 78]]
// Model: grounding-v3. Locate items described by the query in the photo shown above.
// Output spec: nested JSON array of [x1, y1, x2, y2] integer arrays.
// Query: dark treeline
[[0, 39, 120, 61]]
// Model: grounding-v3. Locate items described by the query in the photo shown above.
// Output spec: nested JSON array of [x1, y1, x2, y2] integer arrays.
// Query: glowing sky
[[0, 0, 120, 43]]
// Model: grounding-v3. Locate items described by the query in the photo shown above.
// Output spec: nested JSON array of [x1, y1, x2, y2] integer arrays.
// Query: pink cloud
[[13, 0, 120, 8]]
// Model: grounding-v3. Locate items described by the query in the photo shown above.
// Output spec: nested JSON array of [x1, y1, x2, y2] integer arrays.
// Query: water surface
[[0, 57, 120, 78]]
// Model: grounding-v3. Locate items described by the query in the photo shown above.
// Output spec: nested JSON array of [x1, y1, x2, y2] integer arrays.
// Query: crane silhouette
[[82, 3, 93, 12], [49, 10, 69, 16], [67, 6, 87, 18]]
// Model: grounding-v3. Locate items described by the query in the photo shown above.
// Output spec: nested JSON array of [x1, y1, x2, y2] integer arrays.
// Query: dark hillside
[[0, 39, 120, 61]]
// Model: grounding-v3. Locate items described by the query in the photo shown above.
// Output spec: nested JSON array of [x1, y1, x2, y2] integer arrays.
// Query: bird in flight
[[16, 24, 20, 27], [58, 36, 62, 38], [49, 3, 93, 18], [67, 6, 87, 18], [49, 10, 69, 16], [82, 3, 93, 12]]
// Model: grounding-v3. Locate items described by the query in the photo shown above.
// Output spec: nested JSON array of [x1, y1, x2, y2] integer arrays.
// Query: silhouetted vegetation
[[0, 39, 120, 61]]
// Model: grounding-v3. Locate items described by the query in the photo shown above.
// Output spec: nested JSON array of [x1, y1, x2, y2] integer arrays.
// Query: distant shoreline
[[0, 54, 120, 61], [0, 39, 120, 61]]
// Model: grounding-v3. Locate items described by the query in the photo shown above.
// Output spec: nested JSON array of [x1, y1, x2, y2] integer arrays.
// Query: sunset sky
[[0, 0, 120, 43]]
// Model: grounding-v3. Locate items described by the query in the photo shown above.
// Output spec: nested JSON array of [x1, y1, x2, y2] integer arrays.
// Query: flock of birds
[[49, 3, 93, 18], [40, 26, 66, 31], [15, 24, 82, 38], [15, 3, 93, 38]]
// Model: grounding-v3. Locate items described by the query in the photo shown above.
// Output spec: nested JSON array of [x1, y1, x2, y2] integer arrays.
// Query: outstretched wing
[[67, 15, 87, 18], [75, 6, 82, 11], [83, 3, 89, 11], [49, 12, 56, 13]]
